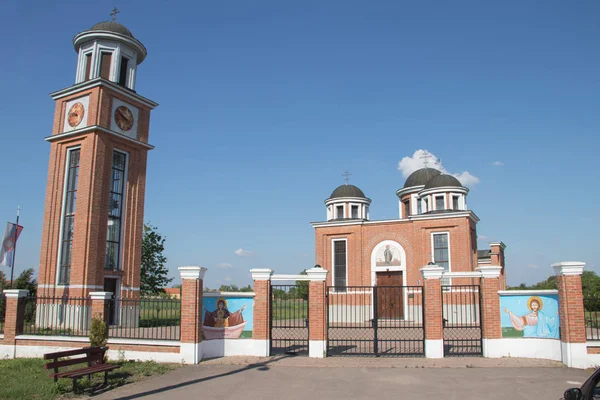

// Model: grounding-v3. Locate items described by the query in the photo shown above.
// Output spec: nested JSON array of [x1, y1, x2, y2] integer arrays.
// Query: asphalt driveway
[[91, 357, 592, 400]]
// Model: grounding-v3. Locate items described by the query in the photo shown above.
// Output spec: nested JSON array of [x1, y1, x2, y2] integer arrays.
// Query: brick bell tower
[[37, 17, 157, 299]]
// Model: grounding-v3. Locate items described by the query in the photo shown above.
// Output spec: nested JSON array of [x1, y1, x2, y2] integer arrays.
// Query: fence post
[[420, 265, 444, 358], [250, 269, 273, 357], [553, 261, 587, 368], [476, 265, 502, 357], [178, 266, 206, 364], [89, 292, 112, 332], [1, 289, 28, 358], [306, 266, 328, 358]]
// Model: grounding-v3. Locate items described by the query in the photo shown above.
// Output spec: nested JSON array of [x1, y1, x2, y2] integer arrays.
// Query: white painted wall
[[483, 338, 562, 361], [200, 339, 269, 359]]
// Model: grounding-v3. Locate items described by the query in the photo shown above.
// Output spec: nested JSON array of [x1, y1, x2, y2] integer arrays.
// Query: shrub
[[89, 314, 107, 347]]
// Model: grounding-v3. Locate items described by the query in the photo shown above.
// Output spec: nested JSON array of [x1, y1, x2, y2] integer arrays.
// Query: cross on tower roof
[[420, 151, 433, 168], [342, 170, 352, 185], [110, 7, 120, 21]]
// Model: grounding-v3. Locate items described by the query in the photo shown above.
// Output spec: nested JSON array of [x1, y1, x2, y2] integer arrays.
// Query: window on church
[[435, 196, 445, 210], [351, 205, 359, 218], [336, 205, 344, 219], [333, 240, 347, 289], [452, 195, 460, 210], [417, 199, 422, 214], [403, 200, 410, 218], [100, 52, 112, 80], [58, 148, 81, 285], [433, 233, 450, 285], [423, 198, 429, 213], [84, 53, 92, 81], [118, 56, 129, 87], [105, 151, 127, 270]]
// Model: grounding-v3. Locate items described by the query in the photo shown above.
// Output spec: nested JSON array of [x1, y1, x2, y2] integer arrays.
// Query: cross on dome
[[110, 7, 120, 21], [342, 170, 352, 185]]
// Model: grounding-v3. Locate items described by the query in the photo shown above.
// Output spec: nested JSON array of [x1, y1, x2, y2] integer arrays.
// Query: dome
[[90, 21, 134, 38], [423, 174, 463, 190], [403, 168, 441, 188], [329, 184, 367, 199]]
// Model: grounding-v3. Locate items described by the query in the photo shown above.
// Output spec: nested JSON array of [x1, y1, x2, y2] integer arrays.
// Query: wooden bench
[[43, 347, 120, 390]]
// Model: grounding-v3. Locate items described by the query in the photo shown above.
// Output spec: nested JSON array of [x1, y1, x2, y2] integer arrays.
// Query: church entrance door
[[375, 271, 404, 319]]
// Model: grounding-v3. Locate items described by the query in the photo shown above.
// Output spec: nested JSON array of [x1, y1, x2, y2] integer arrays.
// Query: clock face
[[114, 106, 134, 131], [67, 102, 85, 127]]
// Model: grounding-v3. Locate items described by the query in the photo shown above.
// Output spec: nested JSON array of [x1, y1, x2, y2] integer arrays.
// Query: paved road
[[92, 357, 592, 400]]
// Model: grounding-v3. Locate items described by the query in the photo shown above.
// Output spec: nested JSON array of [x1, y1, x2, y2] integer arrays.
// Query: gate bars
[[441, 285, 483, 357], [270, 284, 309, 355], [326, 286, 424, 357]]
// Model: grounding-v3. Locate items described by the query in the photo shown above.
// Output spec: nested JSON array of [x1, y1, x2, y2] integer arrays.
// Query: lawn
[[0, 357, 182, 399], [271, 300, 308, 321]]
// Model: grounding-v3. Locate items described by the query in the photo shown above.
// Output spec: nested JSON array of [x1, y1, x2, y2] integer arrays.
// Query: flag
[[0, 222, 23, 267]]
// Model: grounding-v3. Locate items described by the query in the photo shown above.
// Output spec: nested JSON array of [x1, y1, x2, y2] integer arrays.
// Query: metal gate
[[327, 286, 424, 357], [270, 284, 309, 356], [441, 285, 482, 356]]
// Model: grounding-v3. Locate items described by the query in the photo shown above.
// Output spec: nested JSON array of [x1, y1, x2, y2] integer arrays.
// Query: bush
[[89, 314, 107, 347]]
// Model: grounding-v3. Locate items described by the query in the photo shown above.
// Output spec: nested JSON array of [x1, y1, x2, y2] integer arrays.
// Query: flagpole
[[9, 206, 20, 289]]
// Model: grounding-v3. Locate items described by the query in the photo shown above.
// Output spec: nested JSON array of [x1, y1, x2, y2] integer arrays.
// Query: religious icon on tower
[[67, 102, 85, 127], [114, 105, 134, 131], [375, 244, 402, 267]]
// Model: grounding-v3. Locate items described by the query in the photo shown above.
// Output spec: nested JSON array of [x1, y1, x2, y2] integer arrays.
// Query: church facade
[[311, 168, 507, 290]]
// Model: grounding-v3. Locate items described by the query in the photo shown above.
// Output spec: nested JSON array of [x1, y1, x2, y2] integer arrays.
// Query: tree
[[296, 270, 309, 301], [13, 268, 37, 296], [141, 223, 172, 295]]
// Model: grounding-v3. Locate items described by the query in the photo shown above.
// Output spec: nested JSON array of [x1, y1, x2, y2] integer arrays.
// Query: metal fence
[[441, 285, 482, 357], [0, 292, 5, 334], [108, 297, 181, 341], [584, 297, 600, 340], [270, 284, 309, 355], [22, 296, 92, 337], [327, 286, 424, 357]]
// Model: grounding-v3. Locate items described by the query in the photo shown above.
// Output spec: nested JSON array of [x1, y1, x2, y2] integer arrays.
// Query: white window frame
[[349, 203, 360, 219], [55, 146, 81, 286], [335, 204, 346, 219], [105, 149, 129, 271], [434, 195, 446, 211], [451, 194, 461, 210], [431, 231, 452, 286], [331, 238, 348, 290]]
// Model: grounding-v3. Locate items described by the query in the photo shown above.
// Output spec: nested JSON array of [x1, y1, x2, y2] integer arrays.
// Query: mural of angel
[[503, 296, 559, 339]]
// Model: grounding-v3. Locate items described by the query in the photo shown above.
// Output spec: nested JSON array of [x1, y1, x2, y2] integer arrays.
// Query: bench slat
[[63, 364, 120, 379], [45, 356, 99, 370], [43, 347, 104, 360]]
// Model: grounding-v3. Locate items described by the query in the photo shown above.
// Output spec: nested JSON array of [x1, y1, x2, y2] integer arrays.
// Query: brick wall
[[557, 274, 586, 344], [252, 280, 270, 340], [308, 280, 326, 341], [423, 278, 442, 340]]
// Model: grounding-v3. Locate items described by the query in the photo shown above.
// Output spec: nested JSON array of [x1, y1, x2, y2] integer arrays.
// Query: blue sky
[[1, 0, 599, 289]]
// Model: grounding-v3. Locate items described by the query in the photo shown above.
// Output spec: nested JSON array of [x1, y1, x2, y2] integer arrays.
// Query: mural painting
[[202, 296, 253, 339], [500, 294, 559, 339], [375, 244, 402, 267]]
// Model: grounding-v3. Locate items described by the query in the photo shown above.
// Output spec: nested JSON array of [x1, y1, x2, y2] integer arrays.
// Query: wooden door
[[376, 271, 404, 319]]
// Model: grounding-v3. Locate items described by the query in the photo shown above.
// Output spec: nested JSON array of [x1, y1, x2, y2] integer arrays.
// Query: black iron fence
[[0, 292, 5, 334], [584, 297, 600, 340], [270, 284, 309, 355], [22, 296, 92, 337], [441, 285, 482, 357], [109, 297, 181, 341], [327, 286, 424, 357]]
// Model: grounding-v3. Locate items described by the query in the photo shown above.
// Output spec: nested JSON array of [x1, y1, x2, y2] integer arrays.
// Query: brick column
[[1, 289, 28, 358], [476, 266, 502, 357], [553, 261, 587, 368], [250, 269, 273, 357], [178, 266, 206, 364], [489, 242, 507, 290], [89, 292, 112, 332], [420, 265, 444, 358], [306, 266, 328, 358]]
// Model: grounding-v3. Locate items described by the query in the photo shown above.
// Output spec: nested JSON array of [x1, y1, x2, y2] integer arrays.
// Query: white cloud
[[527, 264, 539, 269], [492, 161, 504, 167], [224, 276, 232, 282], [397, 149, 480, 187], [477, 235, 489, 240], [234, 248, 255, 257], [216, 263, 232, 269]]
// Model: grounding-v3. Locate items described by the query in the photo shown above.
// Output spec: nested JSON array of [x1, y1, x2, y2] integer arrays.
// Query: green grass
[[502, 327, 524, 338], [0, 357, 182, 399], [272, 300, 308, 321], [239, 330, 253, 338]]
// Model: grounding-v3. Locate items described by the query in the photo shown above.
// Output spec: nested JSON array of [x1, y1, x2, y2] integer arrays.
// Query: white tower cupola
[[325, 183, 371, 221], [72, 10, 147, 91]]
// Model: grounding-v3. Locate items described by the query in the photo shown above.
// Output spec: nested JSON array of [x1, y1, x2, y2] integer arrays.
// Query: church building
[[311, 167, 507, 290]]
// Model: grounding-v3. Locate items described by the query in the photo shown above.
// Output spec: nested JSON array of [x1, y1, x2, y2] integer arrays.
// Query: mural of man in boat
[[202, 297, 248, 339]]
